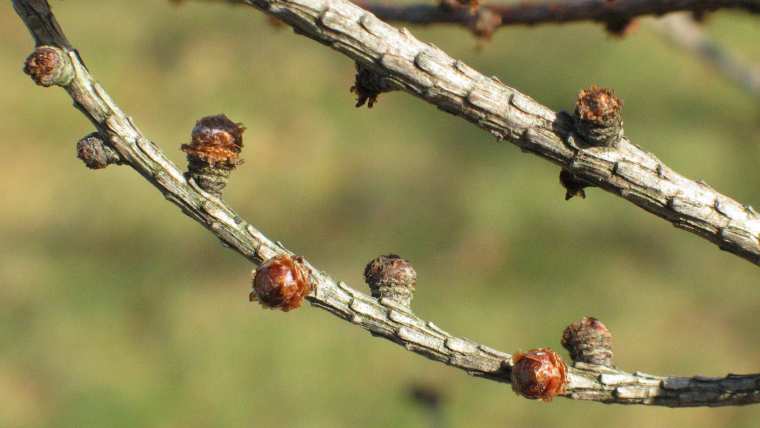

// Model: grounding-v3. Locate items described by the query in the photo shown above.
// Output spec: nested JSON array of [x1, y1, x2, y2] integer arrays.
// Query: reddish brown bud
[[511, 348, 567, 402], [251, 254, 314, 312], [574, 85, 624, 147], [76, 133, 122, 169], [455, 0, 482, 13], [363, 254, 416, 307], [470, 8, 502, 44], [181, 114, 245, 196], [24, 46, 74, 87], [559, 169, 588, 200], [561, 317, 613, 366], [350, 62, 392, 108]]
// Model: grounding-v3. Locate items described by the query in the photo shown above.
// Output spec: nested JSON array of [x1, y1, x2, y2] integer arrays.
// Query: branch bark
[[12, 0, 760, 408]]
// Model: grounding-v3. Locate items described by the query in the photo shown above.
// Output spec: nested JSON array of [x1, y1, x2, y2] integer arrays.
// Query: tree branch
[[12, 0, 760, 408], [352, 0, 760, 36]]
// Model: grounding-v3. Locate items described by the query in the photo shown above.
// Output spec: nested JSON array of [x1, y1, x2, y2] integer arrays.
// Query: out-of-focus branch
[[650, 13, 760, 102], [352, 0, 760, 37], [13, 0, 760, 407]]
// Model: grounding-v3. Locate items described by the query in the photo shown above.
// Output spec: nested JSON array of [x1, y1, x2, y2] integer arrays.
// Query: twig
[[650, 12, 760, 102], [12, 0, 760, 407], [352, 0, 760, 36]]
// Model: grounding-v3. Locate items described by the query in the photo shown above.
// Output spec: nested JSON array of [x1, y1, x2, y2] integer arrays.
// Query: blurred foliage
[[1, 1, 760, 427]]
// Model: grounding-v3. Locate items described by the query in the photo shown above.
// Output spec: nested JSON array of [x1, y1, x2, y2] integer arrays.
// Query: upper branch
[[13, 0, 760, 408]]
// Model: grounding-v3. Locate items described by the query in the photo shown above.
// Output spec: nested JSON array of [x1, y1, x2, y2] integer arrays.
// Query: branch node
[[561, 317, 614, 366], [364, 254, 416, 308], [559, 169, 589, 200], [574, 85, 624, 147], [181, 114, 245, 197], [24, 45, 74, 87], [76, 132, 122, 169], [350, 62, 393, 108]]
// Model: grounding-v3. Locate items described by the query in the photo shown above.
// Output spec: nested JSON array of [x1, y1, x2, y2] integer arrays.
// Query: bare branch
[[352, 0, 760, 36], [12, 0, 760, 407]]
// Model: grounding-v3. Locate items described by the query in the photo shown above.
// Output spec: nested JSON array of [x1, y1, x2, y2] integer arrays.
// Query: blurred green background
[[2, 1, 760, 427]]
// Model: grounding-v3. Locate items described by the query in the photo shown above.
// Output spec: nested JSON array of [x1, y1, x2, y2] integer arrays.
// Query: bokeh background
[[2, 1, 760, 427]]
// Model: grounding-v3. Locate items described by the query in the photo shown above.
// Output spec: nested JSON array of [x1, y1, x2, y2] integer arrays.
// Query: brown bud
[[76, 133, 122, 169], [561, 317, 613, 366], [181, 114, 245, 197], [574, 85, 624, 147], [363, 254, 416, 307], [350, 62, 392, 108], [251, 254, 314, 312], [470, 8, 502, 45], [559, 169, 588, 200], [24, 46, 74, 87], [455, 0, 483, 13], [511, 348, 567, 402]]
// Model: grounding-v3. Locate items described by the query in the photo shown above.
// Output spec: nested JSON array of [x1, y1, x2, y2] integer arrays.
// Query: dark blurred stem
[[352, 0, 760, 34]]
